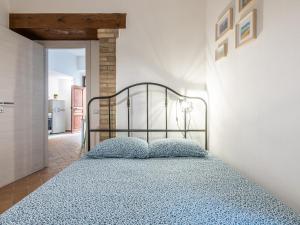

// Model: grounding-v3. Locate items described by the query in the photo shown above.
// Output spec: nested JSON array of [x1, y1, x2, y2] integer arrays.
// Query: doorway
[[47, 48, 86, 157], [44, 42, 91, 163]]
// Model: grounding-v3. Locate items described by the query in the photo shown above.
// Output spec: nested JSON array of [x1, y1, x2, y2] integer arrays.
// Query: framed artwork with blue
[[215, 8, 233, 41], [236, 9, 257, 48]]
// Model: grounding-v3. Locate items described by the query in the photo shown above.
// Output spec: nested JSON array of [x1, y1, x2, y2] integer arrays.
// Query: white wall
[[0, 26, 45, 187], [0, 0, 9, 27], [10, 0, 207, 91], [206, 0, 300, 212], [48, 50, 84, 86]]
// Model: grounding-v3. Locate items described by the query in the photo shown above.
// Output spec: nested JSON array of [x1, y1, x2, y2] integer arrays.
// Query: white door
[[0, 26, 46, 187]]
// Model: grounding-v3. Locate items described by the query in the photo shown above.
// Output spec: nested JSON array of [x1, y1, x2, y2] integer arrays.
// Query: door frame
[[40, 41, 92, 166]]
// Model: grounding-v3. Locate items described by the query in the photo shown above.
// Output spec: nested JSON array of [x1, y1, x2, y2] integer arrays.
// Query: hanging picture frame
[[215, 8, 233, 41], [239, 0, 254, 13], [236, 9, 257, 48], [215, 40, 228, 61]]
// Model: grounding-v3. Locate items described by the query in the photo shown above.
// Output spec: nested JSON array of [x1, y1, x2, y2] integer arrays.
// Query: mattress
[[1, 155, 300, 225]]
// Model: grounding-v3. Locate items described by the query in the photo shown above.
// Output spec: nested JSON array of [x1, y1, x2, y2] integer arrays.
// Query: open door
[[0, 27, 46, 187], [71, 85, 84, 133]]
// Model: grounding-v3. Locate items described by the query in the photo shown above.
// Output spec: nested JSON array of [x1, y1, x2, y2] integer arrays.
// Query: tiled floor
[[0, 133, 81, 214]]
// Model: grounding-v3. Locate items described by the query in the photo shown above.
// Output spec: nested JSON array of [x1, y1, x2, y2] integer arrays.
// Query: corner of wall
[[0, 0, 10, 28], [204, 0, 300, 213]]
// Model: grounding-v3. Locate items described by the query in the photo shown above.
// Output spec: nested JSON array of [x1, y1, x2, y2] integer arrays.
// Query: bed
[[1, 83, 300, 224], [1, 155, 300, 224]]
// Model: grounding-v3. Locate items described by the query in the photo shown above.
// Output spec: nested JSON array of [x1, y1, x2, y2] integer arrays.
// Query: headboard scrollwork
[[87, 82, 207, 151]]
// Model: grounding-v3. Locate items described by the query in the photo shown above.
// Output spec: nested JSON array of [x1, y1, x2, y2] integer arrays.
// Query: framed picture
[[215, 40, 228, 61], [236, 9, 257, 48], [215, 8, 233, 41], [239, 0, 254, 13]]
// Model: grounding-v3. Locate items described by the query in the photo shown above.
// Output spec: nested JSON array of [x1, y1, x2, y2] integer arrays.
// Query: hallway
[[0, 133, 81, 213]]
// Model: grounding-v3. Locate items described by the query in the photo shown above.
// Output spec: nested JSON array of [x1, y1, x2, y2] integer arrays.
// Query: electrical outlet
[[0, 106, 4, 113]]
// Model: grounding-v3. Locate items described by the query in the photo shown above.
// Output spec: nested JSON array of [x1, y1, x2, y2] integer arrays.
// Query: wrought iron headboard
[[87, 82, 208, 150]]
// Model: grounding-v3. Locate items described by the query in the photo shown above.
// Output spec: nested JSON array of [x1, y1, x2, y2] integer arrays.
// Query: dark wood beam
[[9, 13, 126, 40], [11, 28, 98, 40], [10, 13, 126, 29]]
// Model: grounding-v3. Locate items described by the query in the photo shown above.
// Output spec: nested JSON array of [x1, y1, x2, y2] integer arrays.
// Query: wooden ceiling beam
[[9, 13, 126, 40], [10, 13, 126, 29]]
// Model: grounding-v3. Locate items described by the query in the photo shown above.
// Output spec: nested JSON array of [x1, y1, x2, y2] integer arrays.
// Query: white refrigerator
[[49, 100, 66, 134]]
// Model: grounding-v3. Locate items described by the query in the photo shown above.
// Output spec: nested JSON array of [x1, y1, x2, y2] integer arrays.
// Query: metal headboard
[[87, 82, 208, 150]]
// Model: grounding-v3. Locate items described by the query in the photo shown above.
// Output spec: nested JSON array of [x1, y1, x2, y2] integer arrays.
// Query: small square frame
[[215, 40, 228, 61]]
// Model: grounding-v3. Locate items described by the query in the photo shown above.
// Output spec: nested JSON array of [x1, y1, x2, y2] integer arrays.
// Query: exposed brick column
[[97, 29, 119, 141]]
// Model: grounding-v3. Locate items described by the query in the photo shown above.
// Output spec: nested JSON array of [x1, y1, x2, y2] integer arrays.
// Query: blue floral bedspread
[[1, 155, 300, 225]]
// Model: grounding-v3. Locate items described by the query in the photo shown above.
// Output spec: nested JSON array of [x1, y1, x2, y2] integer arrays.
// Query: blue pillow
[[149, 138, 207, 158], [87, 137, 149, 159]]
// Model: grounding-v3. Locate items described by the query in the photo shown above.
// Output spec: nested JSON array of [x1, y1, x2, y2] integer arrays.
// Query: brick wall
[[98, 29, 119, 141]]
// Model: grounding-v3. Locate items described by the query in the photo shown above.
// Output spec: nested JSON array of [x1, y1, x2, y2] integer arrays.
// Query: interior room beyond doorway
[[47, 48, 86, 149]]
